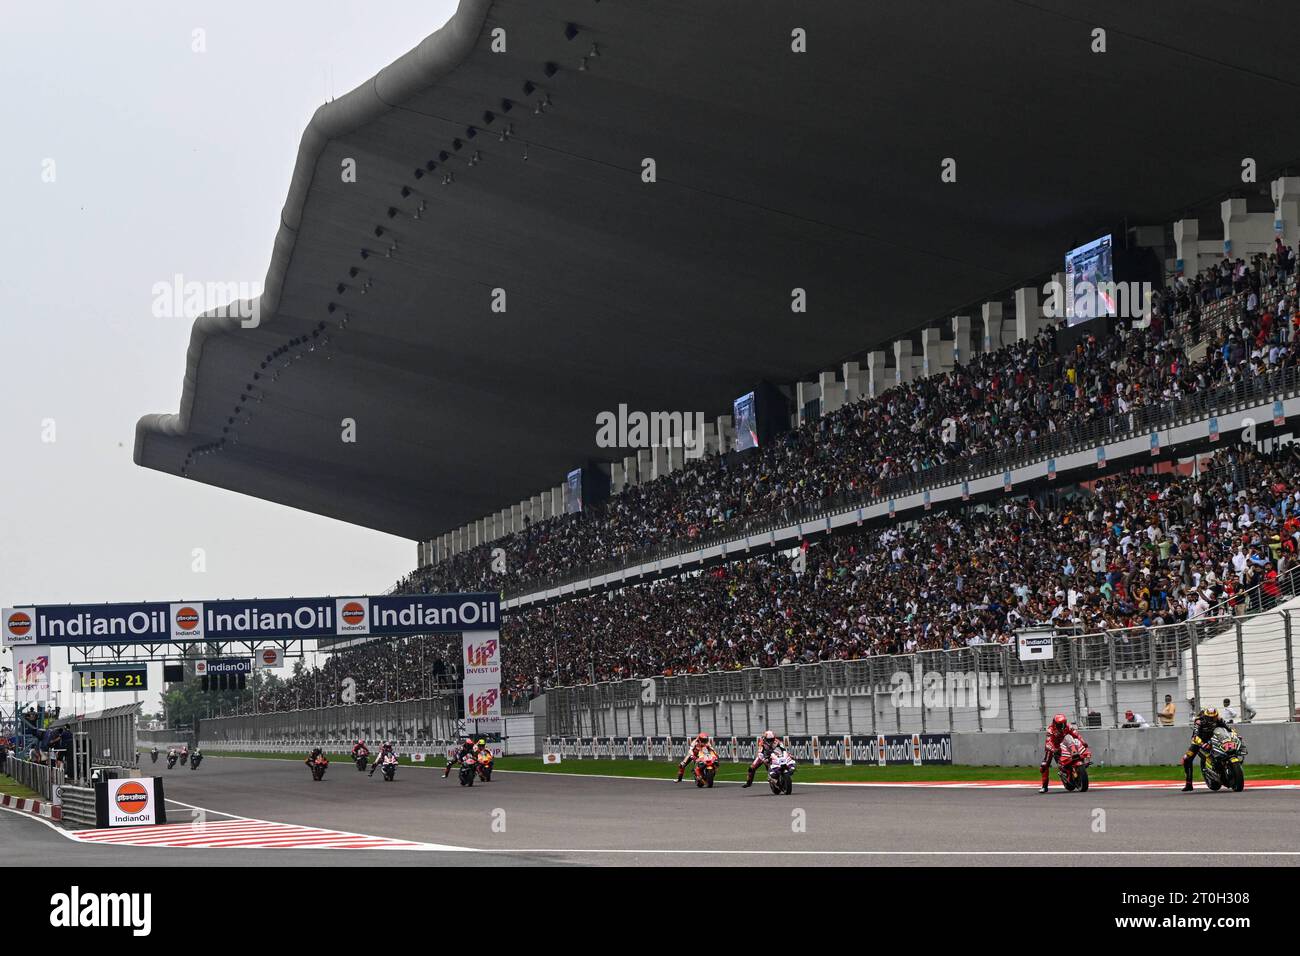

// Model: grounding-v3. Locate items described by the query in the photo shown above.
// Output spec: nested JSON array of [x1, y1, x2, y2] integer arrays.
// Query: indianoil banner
[[3, 593, 500, 647]]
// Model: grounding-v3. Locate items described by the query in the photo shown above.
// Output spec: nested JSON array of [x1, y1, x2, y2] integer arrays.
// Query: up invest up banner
[[462, 632, 502, 731], [1, 594, 499, 647]]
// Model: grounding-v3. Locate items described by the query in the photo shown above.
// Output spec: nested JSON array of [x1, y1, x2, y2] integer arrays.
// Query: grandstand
[[125, 1, 1300, 737]]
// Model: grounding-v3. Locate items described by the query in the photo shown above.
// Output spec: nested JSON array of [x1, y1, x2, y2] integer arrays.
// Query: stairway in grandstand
[[1182, 594, 1300, 723]]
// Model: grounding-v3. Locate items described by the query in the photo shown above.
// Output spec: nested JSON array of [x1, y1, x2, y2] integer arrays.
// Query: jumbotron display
[[1064, 233, 1115, 324]]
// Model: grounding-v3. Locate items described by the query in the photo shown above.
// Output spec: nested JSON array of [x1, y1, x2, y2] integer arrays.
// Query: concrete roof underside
[[135, 0, 1300, 540]]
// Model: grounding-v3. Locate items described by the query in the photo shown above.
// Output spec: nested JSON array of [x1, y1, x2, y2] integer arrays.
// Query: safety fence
[[545, 610, 1298, 738], [48, 703, 141, 772], [198, 697, 542, 756], [3, 753, 64, 803], [543, 732, 951, 765]]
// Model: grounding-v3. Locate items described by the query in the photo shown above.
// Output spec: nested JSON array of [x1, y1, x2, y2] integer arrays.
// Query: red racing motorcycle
[[1057, 737, 1091, 792]]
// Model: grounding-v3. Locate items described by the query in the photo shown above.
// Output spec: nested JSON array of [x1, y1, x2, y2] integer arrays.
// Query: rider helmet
[[1201, 707, 1219, 721], [764, 730, 776, 741], [477, 739, 486, 747], [697, 732, 709, 742], [1051, 713, 1068, 731]]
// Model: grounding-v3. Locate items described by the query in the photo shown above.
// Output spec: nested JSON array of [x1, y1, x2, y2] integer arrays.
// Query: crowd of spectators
[[395, 242, 1300, 600], [227, 242, 1300, 715], [249, 442, 1300, 711]]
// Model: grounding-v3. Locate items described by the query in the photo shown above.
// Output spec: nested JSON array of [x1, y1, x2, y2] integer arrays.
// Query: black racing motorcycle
[[1201, 728, 1247, 792], [150, 747, 159, 764], [458, 752, 478, 787]]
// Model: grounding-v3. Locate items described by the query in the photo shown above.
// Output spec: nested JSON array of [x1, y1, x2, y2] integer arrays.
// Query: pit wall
[[952, 723, 1300, 767], [539, 723, 1299, 767]]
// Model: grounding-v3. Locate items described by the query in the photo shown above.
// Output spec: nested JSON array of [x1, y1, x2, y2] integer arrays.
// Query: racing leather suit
[[744, 736, 782, 787], [1040, 722, 1087, 789], [369, 744, 394, 776], [442, 741, 475, 777], [676, 738, 714, 781], [1182, 712, 1230, 790]]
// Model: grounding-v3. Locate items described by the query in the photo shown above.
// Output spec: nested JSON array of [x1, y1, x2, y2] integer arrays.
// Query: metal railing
[[3, 754, 64, 803], [544, 610, 1298, 737], [201, 694, 459, 746]]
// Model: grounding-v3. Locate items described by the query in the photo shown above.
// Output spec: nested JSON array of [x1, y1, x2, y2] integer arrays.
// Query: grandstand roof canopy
[[136, 0, 1300, 540]]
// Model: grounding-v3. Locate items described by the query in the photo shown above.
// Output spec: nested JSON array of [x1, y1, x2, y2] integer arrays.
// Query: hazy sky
[[0, 1, 460, 705]]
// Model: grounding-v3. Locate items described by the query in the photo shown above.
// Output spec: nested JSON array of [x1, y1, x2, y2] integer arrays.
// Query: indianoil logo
[[115, 781, 149, 815], [174, 606, 200, 632], [333, 598, 371, 635], [7, 610, 32, 637]]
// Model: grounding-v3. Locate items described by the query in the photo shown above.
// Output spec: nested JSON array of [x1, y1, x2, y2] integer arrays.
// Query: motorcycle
[[178, 747, 189, 767], [476, 749, 494, 782], [189, 751, 203, 770], [458, 752, 478, 787], [150, 747, 159, 764], [1201, 727, 1247, 792], [166, 751, 178, 770], [1057, 736, 1092, 792], [354, 750, 370, 773], [378, 752, 398, 782], [695, 749, 719, 788], [767, 750, 796, 795], [309, 755, 329, 782]]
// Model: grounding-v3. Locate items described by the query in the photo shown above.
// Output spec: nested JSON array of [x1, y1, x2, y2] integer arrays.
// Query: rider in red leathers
[[676, 732, 714, 782], [742, 730, 781, 788], [1040, 713, 1087, 793]]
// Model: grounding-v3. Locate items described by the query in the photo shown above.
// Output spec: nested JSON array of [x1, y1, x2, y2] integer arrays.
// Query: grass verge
[[0, 774, 42, 799]]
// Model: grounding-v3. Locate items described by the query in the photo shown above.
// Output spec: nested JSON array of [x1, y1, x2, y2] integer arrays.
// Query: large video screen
[[733, 391, 759, 451], [1064, 234, 1114, 324], [563, 468, 583, 514]]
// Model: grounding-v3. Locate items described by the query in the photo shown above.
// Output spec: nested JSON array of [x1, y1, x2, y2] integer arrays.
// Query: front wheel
[[768, 777, 781, 795], [782, 773, 793, 795], [1077, 768, 1089, 792], [1227, 763, 1245, 792]]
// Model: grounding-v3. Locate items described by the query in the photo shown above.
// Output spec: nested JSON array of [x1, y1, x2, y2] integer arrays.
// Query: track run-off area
[[3, 754, 1298, 866]]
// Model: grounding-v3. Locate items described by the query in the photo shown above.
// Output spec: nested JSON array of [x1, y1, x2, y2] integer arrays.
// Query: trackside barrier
[[542, 734, 952, 766], [198, 706, 539, 755], [4, 753, 65, 803], [544, 610, 1300, 738], [57, 786, 97, 830], [48, 702, 141, 772], [543, 726, 1300, 767]]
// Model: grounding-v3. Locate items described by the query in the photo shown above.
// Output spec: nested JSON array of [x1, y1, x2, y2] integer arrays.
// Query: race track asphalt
[[5, 755, 1298, 867]]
